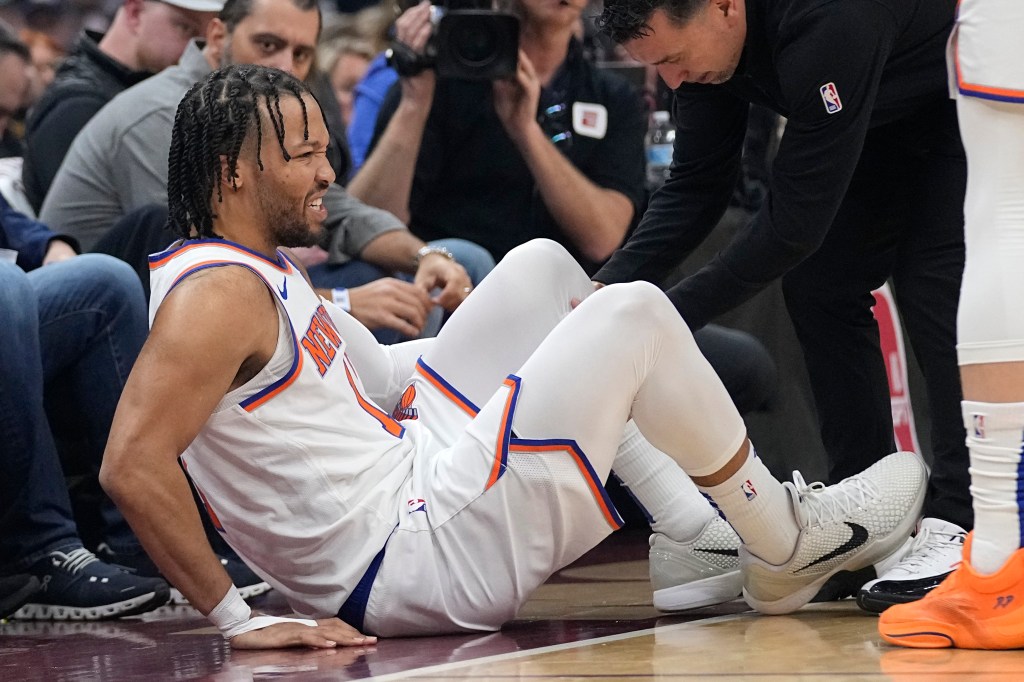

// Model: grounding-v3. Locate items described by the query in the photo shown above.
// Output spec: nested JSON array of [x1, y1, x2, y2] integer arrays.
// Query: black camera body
[[388, 3, 520, 81], [432, 9, 519, 80]]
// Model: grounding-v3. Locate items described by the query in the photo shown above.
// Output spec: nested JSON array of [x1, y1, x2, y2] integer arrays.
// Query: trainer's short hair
[[596, 0, 706, 44]]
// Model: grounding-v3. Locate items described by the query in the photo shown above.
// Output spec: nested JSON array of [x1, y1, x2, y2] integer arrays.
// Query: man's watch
[[415, 245, 455, 265]]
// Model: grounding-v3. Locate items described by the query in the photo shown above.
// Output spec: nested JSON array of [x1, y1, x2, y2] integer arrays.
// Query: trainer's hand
[[230, 617, 376, 650], [348, 278, 433, 336], [413, 253, 471, 312], [571, 281, 605, 309]]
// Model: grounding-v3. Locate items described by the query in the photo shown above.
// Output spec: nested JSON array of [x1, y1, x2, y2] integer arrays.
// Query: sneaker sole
[[857, 572, 954, 614], [743, 457, 927, 615], [13, 589, 170, 621], [169, 581, 272, 605], [879, 622, 958, 649], [654, 570, 743, 611]]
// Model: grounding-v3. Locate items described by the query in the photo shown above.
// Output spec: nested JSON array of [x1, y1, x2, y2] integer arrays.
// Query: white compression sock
[[962, 400, 1024, 575], [698, 448, 799, 565], [613, 421, 716, 542]]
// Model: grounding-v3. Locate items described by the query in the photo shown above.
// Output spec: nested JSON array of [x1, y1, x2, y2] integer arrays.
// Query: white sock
[[962, 400, 1024, 575], [698, 449, 799, 565], [613, 421, 716, 542]]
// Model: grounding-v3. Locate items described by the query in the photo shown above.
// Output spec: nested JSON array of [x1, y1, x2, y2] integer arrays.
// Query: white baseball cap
[[162, 0, 227, 12]]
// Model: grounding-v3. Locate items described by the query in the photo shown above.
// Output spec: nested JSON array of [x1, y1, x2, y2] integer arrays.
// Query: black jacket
[[22, 30, 150, 212], [595, 0, 958, 329]]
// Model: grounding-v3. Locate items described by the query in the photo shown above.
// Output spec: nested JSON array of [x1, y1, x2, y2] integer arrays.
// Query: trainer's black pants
[[782, 98, 972, 530]]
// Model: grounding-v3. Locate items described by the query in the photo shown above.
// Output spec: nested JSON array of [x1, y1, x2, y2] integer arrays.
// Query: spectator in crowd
[[595, 0, 971, 607], [345, 0, 400, 175], [0, 194, 171, 620], [40, 0, 480, 343], [22, 0, 222, 212], [19, 28, 64, 105], [0, 36, 31, 158], [349, 0, 647, 273], [319, 35, 376, 128]]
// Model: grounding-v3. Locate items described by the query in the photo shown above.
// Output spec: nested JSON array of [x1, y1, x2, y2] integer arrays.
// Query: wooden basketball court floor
[[3, 530, 1021, 681]]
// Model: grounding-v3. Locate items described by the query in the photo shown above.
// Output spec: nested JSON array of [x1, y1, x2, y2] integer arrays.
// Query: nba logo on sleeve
[[741, 479, 758, 501], [407, 498, 427, 514], [820, 82, 842, 114], [972, 414, 986, 438]]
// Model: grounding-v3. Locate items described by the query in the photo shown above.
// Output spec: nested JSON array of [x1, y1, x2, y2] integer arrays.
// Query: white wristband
[[208, 585, 251, 637], [331, 287, 351, 312], [223, 615, 319, 640], [208, 585, 317, 640]]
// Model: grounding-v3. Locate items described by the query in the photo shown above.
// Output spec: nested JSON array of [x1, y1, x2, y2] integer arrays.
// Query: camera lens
[[452, 23, 498, 66]]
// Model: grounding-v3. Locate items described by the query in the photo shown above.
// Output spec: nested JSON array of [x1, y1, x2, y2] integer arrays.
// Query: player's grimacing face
[[252, 93, 335, 248]]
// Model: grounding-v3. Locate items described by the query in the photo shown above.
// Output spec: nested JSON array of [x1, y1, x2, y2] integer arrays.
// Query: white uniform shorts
[[950, 0, 1024, 103]]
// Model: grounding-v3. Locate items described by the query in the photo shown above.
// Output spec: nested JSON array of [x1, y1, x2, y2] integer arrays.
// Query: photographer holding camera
[[346, 0, 647, 272]]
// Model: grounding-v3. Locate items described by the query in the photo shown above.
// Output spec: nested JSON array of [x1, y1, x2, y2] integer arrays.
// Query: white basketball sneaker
[[856, 517, 967, 613], [650, 515, 743, 611], [742, 451, 927, 615]]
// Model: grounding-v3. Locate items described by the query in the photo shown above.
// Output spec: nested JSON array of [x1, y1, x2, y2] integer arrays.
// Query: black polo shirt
[[371, 38, 647, 272], [595, 0, 958, 329]]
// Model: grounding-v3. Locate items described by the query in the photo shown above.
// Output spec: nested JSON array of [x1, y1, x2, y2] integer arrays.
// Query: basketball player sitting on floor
[[100, 64, 927, 649]]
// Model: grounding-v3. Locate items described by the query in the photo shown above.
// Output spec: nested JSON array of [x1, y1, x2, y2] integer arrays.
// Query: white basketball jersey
[[149, 239, 417, 617]]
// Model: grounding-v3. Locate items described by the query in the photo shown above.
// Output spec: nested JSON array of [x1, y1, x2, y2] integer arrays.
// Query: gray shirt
[[40, 40, 406, 258]]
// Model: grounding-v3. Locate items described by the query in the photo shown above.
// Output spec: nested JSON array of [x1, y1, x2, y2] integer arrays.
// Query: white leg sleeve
[[956, 95, 1024, 365]]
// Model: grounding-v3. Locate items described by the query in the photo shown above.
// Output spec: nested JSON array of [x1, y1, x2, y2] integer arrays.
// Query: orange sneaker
[[878, 533, 1024, 649]]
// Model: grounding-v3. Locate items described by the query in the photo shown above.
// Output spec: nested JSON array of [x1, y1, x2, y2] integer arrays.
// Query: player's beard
[[255, 175, 324, 249]]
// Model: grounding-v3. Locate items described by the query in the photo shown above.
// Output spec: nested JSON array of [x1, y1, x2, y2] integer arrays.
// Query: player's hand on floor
[[230, 617, 377, 650]]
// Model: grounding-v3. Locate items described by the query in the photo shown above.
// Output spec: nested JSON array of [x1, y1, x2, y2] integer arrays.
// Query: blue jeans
[[307, 238, 496, 344], [0, 255, 148, 572]]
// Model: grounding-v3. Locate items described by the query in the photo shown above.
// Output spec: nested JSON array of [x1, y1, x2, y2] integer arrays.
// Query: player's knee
[[593, 281, 685, 336], [503, 239, 576, 274]]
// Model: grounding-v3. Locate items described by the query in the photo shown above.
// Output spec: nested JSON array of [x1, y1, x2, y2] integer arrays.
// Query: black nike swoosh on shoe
[[795, 522, 869, 573], [696, 548, 739, 557]]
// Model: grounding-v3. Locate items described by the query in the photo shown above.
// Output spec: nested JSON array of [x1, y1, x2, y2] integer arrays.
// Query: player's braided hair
[[166, 64, 314, 239]]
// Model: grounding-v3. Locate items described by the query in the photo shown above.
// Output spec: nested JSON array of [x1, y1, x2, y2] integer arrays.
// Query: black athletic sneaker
[[1, 574, 40, 619], [97, 543, 271, 604], [15, 548, 170, 620], [857, 518, 967, 613]]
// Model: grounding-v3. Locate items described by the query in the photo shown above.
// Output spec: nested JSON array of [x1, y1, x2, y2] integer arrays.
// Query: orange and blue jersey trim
[[953, 14, 1024, 104], [343, 356, 406, 439], [484, 374, 622, 531], [149, 238, 295, 273], [158, 259, 306, 412], [486, 376, 521, 490], [509, 438, 624, 531], [415, 358, 480, 417], [240, 324, 304, 413]]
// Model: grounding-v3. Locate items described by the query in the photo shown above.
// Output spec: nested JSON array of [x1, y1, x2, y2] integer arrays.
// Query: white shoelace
[[787, 471, 881, 528], [894, 528, 964, 573], [51, 547, 101, 574]]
